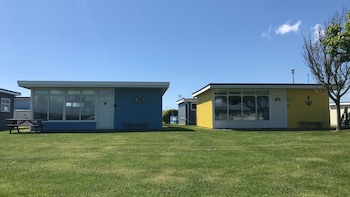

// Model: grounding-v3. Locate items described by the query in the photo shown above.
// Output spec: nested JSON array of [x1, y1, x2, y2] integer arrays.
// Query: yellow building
[[329, 102, 350, 126], [192, 84, 330, 129]]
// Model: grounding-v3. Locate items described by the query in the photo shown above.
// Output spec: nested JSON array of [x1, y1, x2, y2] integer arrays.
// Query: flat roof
[[176, 98, 197, 105], [330, 102, 350, 106], [18, 81, 170, 95], [192, 83, 324, 97], [0, 88, 21, 96]]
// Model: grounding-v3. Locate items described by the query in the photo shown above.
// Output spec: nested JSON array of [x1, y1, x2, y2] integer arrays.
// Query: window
[[229, 96, 241, 120], [215, 96, 227, 120], [257, 96, 269, 120], [243, 96, 256, 120], [191, 103, 196, 111], [1, 98, 11, 112], [66, 90, 81, 120], [81, 90, 95, 120], [33, 89, 95, 121], [34, 90, 49, 119], [49, 90, 64, 120], [214, 90, 269, 121]]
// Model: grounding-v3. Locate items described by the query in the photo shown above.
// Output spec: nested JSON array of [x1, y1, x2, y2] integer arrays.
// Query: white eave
[[176, 98, 197, 105], [192, 83, 324, 97], [330, 102, 350, 106], [18, 81, 170, 95]]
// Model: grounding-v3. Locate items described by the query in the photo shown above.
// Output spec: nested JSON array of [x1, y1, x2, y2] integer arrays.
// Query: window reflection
[[214, 91, 269, 121], [50, 95, 64, 120], [215, 96, 227, 120], [229, 96, 241, 120], [257, 96, 269, 120], [33, 89, 95, 121], [34, 90, 49, 120], [243, 96, 256, 120]]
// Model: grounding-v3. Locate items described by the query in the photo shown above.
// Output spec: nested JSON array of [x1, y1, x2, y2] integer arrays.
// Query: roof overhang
[[330, 102, 350, 106], [0, 88, 21, 96], [18, 81, 170, 95], [176, 98, 197, 105], [192, 83, 325, 97]]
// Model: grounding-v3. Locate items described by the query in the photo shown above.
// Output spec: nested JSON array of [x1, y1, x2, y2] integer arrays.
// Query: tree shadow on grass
[[160, 125, 195, 132], [13, 125, 195, 134]]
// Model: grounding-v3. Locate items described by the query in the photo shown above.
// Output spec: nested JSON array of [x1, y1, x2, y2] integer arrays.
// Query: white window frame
[[1, 98, 11, 112], [213, 90, 270, 121], [33, 89, 96, 121]]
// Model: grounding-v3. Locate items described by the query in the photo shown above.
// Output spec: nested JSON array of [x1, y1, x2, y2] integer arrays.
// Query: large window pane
[[50, 90, 64, 95], [33, 89, 96, 121], [81, 94, 95, 120], [215, 109, 227, 120], [214, 91, 269, 122], [49, 95, 64, 120], [215, 96, 227, 107], [66, 92, 80, 120], [229, 96, 242, 120], [243, 96, 256, 120], [215, 96, 227, 120], [257, 96, 269, 120], [34, 90, 49, 120]]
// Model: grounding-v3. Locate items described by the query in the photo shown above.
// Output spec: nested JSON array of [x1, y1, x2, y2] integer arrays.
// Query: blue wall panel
[[42, 121, 96, 131], [114, 88, 163, 130]]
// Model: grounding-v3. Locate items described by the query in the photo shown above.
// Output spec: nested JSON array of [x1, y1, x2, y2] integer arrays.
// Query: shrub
[[162, 109, 178, 123]]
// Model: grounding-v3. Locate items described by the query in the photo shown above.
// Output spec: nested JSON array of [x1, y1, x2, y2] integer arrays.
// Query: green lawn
[[1, 125, 350, 197]]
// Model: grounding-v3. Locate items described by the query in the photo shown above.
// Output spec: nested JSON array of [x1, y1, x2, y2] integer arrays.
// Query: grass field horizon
[[1, 125, 350, 196]]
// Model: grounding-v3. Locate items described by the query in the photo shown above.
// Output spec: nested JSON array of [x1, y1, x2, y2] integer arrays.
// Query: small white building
[[329, 102, 350, 126]]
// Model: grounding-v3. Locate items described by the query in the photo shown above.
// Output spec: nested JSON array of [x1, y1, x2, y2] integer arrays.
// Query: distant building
[[329, 102, 350, 126], [14, 97, 30, 109], [192, 83, 330, 129], [0, 88, 21, 130], [176, 98, 196, 125], [14, 97, 31, 120]]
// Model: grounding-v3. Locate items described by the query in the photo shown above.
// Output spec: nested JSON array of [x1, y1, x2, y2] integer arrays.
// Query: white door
[[270, 90, 287, 128], [96, 90, 115, 129]]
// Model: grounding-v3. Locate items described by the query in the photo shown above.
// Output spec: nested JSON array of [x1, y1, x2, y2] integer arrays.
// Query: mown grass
[[0, 125, 350, 196]]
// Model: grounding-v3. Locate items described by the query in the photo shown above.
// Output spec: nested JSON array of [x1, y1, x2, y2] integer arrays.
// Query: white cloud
[[262, 25, 272, 39], [276, 21, 302, 35]]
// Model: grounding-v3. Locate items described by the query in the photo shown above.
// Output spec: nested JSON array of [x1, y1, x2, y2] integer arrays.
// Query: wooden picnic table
[[6, 119, 44, 134]]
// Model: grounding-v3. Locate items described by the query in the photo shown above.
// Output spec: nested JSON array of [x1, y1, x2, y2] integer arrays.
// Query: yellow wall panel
[[196, 90, 213, 128], [287, 89, 330, 128]]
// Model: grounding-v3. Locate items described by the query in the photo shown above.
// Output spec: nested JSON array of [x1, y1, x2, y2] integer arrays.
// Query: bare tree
[[303, 9, 350, 131]]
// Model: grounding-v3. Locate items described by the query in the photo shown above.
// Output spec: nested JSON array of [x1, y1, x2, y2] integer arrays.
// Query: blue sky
[[1, 0, 349, 110]]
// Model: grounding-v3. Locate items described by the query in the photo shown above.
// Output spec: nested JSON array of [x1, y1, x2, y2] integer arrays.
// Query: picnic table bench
[[6, 119, 44, 134], [298, 121, 323, 129], [122, 122, 148, 131]]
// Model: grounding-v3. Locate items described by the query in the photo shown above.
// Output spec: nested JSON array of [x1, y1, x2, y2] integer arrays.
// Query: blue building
[[18, 81, 169, 131], [176, 98, 197, 125], [0, 88, 21, 130]]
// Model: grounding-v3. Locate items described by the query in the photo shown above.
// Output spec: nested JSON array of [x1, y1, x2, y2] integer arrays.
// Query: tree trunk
[[335, 100, 342, 131]]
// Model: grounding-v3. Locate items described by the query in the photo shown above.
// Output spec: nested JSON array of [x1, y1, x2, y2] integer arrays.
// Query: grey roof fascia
[[192, 83, 324, 97], [0, 88, 21, 96], [18, 81, 170, 95]]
